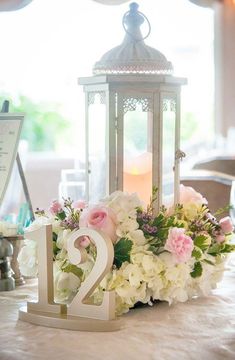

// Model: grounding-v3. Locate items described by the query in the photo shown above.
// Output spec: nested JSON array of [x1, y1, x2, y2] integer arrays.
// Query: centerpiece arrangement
[[17, 3, 235, 330], [18, 185, 235, 316]]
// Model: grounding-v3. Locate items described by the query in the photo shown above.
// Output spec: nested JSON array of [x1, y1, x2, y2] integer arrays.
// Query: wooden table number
[[19, 225, 122, 332]]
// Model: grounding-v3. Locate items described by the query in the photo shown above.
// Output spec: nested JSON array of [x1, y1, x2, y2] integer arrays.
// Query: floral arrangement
[[18, 186, 235, 315]]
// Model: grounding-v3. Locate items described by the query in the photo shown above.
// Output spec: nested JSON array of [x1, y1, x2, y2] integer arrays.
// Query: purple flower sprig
[[137, 211, 153, 224], [142, 223, 158, 235], [61, 217, 80, 231], [49, 197, 85, 231], [137, 210, 159, 237]]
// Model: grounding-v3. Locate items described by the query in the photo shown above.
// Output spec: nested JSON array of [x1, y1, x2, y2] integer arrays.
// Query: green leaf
[[114, 238, 133, 269], [166, 217, 175, 227], [52, 232, 60, 256], [207, 242, 235, 256], [62, 264, 83, 279], [203, 259, 215, 266], [192, 247, 203, 260], [153, 213, 165, 227], [56, 210, 66, 220], [158, 228, 169, 242], [53, 232, 58, 242], [148, 245, 156, 253], [53, 241, 60, 256], [190, 261, 203, 278], [194, 235, 209, 251], [220, 243, 235, 253], [213, 205, 233, 217], [207, 243, 222, 256]]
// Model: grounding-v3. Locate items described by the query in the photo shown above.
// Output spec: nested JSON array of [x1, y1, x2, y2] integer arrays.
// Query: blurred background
[[0, 0, 234, 215]]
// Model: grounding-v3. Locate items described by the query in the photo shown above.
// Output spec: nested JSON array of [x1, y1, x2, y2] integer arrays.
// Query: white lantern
[[79, 2, 187, 210]]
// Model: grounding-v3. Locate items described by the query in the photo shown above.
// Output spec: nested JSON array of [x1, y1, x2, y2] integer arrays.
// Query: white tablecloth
[[1, 255, 235, 360]]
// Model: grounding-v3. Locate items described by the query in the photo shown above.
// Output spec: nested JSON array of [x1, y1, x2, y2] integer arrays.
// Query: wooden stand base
[[7, 236, 25, 287], [19, 306, 123, 332]]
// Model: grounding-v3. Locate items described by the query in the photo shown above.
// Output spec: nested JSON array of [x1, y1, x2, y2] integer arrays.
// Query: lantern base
[[18, 306, 123, 332]]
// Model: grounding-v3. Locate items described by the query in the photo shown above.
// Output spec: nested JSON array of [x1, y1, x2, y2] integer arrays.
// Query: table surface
[[1, 255, 235, 360]]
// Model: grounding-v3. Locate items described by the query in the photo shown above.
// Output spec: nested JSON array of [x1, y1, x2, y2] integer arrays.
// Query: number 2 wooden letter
[[67, 228, 116, 321]]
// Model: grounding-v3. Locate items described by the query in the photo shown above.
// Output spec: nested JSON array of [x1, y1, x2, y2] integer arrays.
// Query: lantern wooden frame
[[79, 73, 187, 210]]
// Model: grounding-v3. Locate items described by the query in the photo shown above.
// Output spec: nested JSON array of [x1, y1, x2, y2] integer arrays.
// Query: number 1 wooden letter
[[26, 225, 65, 314]]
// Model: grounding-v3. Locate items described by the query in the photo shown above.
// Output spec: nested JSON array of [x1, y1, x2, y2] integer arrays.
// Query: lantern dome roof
[[93, 2, 173, 75]]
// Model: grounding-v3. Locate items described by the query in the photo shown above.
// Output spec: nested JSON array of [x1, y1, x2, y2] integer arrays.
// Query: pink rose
[[215, 234, 226, 243], [49, 200, 63, 215], [180, 185, 208, 205], [219, 216, 234, 234], [78, 236, 90, 248], [164, 227, 194, 263], [79, 206, 117, 243], [73, 200, 86, 210]]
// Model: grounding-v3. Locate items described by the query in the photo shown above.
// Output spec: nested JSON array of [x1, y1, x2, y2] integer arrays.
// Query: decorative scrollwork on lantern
[[123, 96, 153, 114], [88, 91, 106, 106], [163, 99, 176, 112]]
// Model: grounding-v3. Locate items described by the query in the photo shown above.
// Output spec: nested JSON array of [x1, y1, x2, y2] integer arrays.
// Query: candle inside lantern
[[122, 98, 153, 206], [123, 152, 152, 205]]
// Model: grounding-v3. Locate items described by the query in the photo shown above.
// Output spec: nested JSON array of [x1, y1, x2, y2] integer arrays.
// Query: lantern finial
[[122, 2, 150, 42], [129, 2, 138, 11]]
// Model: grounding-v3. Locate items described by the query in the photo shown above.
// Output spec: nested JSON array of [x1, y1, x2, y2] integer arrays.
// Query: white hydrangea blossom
[[53, 262, 81, 303], [186, 255, 226, 298], [18, 215, 54, 277], [56, 229, 72, 250], [102, 191, 143, 240], [18, 239, 38, 277], [128, 229, 147, 245]]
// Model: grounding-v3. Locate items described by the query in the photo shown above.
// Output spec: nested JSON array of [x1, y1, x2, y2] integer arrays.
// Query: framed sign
[[0, 113, 24, 205]]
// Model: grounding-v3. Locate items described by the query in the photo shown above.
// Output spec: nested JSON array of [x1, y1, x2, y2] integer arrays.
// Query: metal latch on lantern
[[175, 149, 186, 161]]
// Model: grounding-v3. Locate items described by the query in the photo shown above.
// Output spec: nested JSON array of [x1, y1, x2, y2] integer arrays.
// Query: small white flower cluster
[[102, 191, 146, 245], [18, 239, 38, 277], [18, 216, 53, 277], [53, 262, 81, 303], [0, 220, 18, 237]]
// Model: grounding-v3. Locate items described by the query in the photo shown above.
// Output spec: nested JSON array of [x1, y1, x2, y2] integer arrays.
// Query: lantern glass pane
[[162, 98, 176, 205], [123, 98, 152, 205], [88, 92, 106, 202]]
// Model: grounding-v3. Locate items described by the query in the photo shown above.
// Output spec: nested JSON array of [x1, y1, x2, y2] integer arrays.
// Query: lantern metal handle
[[122, 2, 151, 42]]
